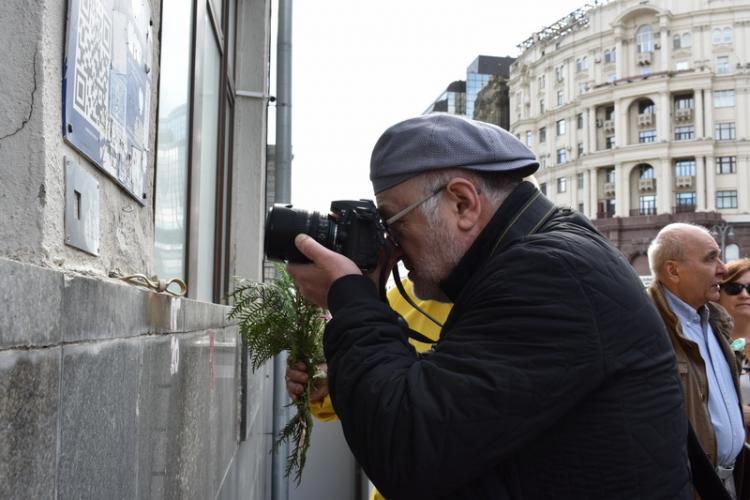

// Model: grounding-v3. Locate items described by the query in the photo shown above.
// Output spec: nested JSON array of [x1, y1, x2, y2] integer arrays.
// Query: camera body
[[264, 199, 385, 272]]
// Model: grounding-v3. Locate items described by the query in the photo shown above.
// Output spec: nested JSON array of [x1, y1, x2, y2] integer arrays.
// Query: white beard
[[409, 215, 465, 301]]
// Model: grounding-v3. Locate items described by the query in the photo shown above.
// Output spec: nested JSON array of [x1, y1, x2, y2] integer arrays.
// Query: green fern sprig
[[228, 265, 326, 484]]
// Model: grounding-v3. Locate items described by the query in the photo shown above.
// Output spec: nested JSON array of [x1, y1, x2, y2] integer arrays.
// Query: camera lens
[[264, 205, 334, 263]]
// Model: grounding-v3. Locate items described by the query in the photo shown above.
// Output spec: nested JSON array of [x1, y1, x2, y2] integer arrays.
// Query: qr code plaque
[[63, 0, 152, 203]]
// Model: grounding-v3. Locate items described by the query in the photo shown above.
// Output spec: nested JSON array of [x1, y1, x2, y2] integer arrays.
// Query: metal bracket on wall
[[64, 157, 100, 256]]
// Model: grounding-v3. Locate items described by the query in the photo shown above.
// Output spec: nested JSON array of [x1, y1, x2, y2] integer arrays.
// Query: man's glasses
[[382, 185, 447, 245], [721, 282, 750, 296]]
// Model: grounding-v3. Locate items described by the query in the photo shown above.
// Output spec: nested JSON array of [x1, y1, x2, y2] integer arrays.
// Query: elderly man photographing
[[288, 114, 690, 499], [648, 223, 747, 498]]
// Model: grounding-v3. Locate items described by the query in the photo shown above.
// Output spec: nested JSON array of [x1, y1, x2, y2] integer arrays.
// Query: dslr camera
[[264, 199, 386, 272]]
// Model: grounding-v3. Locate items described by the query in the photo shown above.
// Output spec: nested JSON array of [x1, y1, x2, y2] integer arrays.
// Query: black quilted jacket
[[324, 182, 692, 500]]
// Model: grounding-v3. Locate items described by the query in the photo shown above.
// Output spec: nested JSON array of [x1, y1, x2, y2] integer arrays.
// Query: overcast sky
[[287, 0, 587, 210]]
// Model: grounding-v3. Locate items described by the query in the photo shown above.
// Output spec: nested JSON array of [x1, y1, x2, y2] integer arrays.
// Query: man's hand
[[286, 361, 329, 403], [286, 234, 361, 308]]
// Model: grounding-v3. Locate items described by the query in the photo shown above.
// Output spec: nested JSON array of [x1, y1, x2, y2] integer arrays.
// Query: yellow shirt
[[309, 278, 452, 499]]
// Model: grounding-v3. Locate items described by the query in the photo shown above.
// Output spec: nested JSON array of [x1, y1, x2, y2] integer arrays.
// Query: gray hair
[[647, 222, 712, 278]]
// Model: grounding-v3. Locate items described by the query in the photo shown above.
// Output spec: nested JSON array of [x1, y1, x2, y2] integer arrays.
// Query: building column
[[696, 156, 708, 211], [615, 162, 629, 216], [695, 89, 705, 138], [589, 168, 599, 218], [660, 22, 670, 71], [615, 99, 627, 147], [739, 156, 750, 211], [658, 92, 670, 142], [657, 158, 673, 214], [704, 89, 713, 139], [706, 157, 717, 210], [615, 24, 624, 79], [588, 107, 597, 152]]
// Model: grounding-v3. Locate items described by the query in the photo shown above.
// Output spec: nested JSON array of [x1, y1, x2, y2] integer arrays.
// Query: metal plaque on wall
[[62, 0, 153, 203], [65, 157, 100, 256]]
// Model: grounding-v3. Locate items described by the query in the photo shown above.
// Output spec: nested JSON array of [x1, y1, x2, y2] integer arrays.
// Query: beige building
[[509, 0, 750, 273]]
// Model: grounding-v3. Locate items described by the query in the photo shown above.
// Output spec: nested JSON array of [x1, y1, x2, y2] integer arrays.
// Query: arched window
[[682, 32, 692, 48], [636, 25, 653, 53], [723, 27, 733, 43], [640, 165, 655, 179]]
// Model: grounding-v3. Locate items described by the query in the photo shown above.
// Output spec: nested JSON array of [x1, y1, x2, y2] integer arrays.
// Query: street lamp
[[710, 221, 735, 261]]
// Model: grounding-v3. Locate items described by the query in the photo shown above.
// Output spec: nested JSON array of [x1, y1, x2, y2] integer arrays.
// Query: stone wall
[[0, 257, 273, 499]]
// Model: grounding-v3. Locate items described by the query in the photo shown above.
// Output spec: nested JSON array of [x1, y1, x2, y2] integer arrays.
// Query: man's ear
[[444, 177, 482, 231], [664, 260, 681, 284]]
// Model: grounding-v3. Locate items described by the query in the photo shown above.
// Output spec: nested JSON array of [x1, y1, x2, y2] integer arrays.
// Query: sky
[[287, 0, 588, 211]]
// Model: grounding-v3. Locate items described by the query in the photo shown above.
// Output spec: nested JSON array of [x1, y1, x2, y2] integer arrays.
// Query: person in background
[[648, 223, 746, 499], [286, 278, 451, 500], [719, 258, 750, 426]]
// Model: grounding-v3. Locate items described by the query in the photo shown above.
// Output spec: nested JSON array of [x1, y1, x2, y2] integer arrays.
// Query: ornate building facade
[[509, 0, 750, 273]]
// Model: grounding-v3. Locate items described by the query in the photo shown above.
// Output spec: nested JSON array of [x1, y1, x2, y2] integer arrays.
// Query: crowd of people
[[283, 113, 750, 499]]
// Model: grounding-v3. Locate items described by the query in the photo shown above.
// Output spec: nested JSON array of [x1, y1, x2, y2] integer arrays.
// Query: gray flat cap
[[370, 113, 539, 194]]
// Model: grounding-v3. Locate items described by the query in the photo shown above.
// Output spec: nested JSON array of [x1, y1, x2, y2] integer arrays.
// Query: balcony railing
[[630, 207, 657, 216], [674, 204, 696, 213], [603, 119, 615, 134], [639, 178, 656, 192], [638, 113, 655, 128], [603, 182, 616, 197], [674, 108, 694, 122], [675, 175, 694, 189], [638, 51, 653, 65], [597, 210, 616, 219]]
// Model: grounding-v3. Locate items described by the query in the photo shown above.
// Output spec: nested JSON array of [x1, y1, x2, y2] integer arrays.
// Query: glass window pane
[[196, 15, 222, 302], [154, 0, 194, 282]]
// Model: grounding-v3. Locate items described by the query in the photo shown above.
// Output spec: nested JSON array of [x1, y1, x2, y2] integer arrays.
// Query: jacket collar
[[440, 181, 555, 302]]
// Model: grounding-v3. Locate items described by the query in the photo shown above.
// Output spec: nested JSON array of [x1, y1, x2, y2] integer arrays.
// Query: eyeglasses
[[721, 282, 750, 296], [382, 185, 447, 245]]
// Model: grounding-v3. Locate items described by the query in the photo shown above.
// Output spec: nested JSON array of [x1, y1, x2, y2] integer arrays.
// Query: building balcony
[[638, 52, 653, 65], [630, 207, 657, 216], [674, 108, 693, 122], [603, 120, 615, 134], [638, 113, 655, 128], [603, 182, 616, 197], [597, 210, 616, 219], [675, 176, 694, 189], [674, 204, 696, 213], [639, 178, 656, 192]]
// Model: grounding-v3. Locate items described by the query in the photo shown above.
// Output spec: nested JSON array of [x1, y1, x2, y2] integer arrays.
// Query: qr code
[[73, 0, 112, 135]]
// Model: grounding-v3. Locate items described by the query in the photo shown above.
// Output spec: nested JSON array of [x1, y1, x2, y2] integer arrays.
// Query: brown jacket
[[649, 283, 746, 496]]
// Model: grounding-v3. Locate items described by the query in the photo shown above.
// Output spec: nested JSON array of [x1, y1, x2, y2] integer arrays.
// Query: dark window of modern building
[[674, 126, 694, 140], [577, 113, 584, 129], [556, 119, 566, 135], [716, 190, 738, 209], [674, 159, 696, 177], [640, 195, 656, 215], [716, 156, 736, 174], [557, 176, 568, 193], [715, 122, 736, 140], [539, 126, 546, 143], [639, 130, 656, 143]]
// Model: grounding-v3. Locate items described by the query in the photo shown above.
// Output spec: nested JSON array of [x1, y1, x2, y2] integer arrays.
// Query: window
[[716, 156, 736, 174], [673, 34, 681, 50], [604, 48, 616, 64], [676, 61, 689, 71], [636, 25, 653, 53], [577, 142, 584, 156], [606, 136, 615, 149], [540, 99, 545, 114], [640, 195, 657, 215], [578, 82, 587, 95], [682, 33, 692, 48], [575, 56, 588, 72], [713, 28, 722, 44], [674, 95, 693, 110], [555, 65, 564, 82], [557, 148, 568, 164], [639, 130, 656, 143], [540, 182, 547, 195], [674, 126, 694, 140], [639, 100, 655, 114], [716, 56, 730, 74], [577, 113, 584, 129], [640, 165, 655, 179], [716, 190, 738, 209], [714, 27, 733, 44], [525, 130, 533, 147], [723, 27, 733, 43], [577, 173, 584, 190], [674, 32, 692, 49], [676, 192, 696, 211], [674, 159, 696, 177], [557, 176, 568, 193], [715, 122, 736, 140], [606, 168, 616, 184], [538, 74, 546, 89], [605, 106, 615, 121], [539, 126, 547, 143], [713, 90, 735, 108], [556, 119, 566, 136], [557, 90, 564, 107]]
